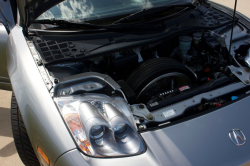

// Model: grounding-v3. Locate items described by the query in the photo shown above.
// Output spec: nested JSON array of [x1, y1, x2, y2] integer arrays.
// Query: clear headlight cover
[[54, 94, 145, 157]]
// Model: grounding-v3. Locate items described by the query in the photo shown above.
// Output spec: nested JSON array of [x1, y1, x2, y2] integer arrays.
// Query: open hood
[[16, 0, 238, 30], [16, 0, 64, 27], [17, 0, 195, 28]]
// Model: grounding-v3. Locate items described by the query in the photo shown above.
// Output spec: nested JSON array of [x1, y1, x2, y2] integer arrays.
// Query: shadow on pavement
[[0, 107, 13, 138], [0, 141, 16, 157]]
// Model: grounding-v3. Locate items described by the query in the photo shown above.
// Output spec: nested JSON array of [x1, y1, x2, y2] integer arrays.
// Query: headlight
[[54, 94, 145, 157]]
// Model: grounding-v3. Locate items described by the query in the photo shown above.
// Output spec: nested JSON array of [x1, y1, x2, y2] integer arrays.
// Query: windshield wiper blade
[[114, 4, 195, 24], [33, 19, 163, 30]]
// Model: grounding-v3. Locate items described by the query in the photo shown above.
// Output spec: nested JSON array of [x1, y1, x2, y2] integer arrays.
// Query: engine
[[35, 25, 250, 130], [47, 29, 231, 101]]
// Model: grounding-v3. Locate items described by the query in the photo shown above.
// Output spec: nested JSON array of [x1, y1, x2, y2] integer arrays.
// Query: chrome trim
[[229, 129, 246, 146]]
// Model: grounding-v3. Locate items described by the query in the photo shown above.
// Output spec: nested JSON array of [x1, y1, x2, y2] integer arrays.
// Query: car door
[[0, 0, 16, 91]]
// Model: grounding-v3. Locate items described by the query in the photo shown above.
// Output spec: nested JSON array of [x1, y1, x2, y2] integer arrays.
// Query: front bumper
[[55, 149, 158, 166]]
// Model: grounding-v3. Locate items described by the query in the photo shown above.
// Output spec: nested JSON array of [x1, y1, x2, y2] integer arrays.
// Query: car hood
[[17, 0, 196, 28], [140, 95, 250, 166], [16, 0, 64, 27]]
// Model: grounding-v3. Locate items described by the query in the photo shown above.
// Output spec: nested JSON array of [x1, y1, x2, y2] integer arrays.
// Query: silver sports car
[[0, 0, 250, 165]]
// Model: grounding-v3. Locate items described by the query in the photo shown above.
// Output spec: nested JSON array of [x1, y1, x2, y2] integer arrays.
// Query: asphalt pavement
[[0, 1, 249, 165]]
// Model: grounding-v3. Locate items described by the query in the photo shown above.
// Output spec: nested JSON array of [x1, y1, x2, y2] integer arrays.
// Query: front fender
[[6, 26, 76, 165]]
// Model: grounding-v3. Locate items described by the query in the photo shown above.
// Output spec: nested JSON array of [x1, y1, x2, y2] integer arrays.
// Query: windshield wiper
[[33, 19, 163, 30], [114, 4, 195, 24]]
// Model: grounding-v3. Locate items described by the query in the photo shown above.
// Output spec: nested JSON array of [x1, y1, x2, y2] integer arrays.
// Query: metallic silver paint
[[0, 23, 11, 90], [0, 0, 15, 90], [55, 149, 159, 166], [6, 26, 76, 165], [141, 95, 250, 166]]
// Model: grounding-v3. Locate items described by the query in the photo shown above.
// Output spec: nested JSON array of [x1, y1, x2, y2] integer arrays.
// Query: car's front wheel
[[11, 93, 40, 166]]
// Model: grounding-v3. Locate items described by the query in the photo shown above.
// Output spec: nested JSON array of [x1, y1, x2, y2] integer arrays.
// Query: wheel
[[126, 58, 196, 103], [11, 93, 40, 166]]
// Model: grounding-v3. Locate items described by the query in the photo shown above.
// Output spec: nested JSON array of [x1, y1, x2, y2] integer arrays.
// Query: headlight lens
[[115, 123, 127, 134], [54, 94, 145, 157], [90, 125, 105, 139]]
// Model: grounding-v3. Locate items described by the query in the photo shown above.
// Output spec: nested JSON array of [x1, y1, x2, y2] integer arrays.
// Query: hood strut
[[24, 7, 35, 36], [228, 0, 238, 57]]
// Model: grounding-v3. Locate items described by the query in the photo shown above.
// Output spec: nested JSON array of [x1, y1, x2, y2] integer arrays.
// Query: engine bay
[[28, 5, 250, 130]]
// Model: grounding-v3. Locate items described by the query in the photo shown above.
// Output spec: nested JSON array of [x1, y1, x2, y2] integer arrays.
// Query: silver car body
[[7, 26, 76, 165], [0, 0, 14, 90], [0, 24, 10, 90], [1, 1, 250, 166]]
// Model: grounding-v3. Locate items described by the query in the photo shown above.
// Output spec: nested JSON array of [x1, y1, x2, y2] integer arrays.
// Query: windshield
[[37, 0, 191, 21]]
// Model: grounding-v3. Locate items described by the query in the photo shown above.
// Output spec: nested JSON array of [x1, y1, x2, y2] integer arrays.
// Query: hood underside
[[16, 0, 64, 27], [17, 0, 196, 28]]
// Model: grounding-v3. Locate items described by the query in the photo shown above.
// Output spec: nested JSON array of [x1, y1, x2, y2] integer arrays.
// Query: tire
[[126, 57, 196, 96], [11, 93, 40, 166]]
